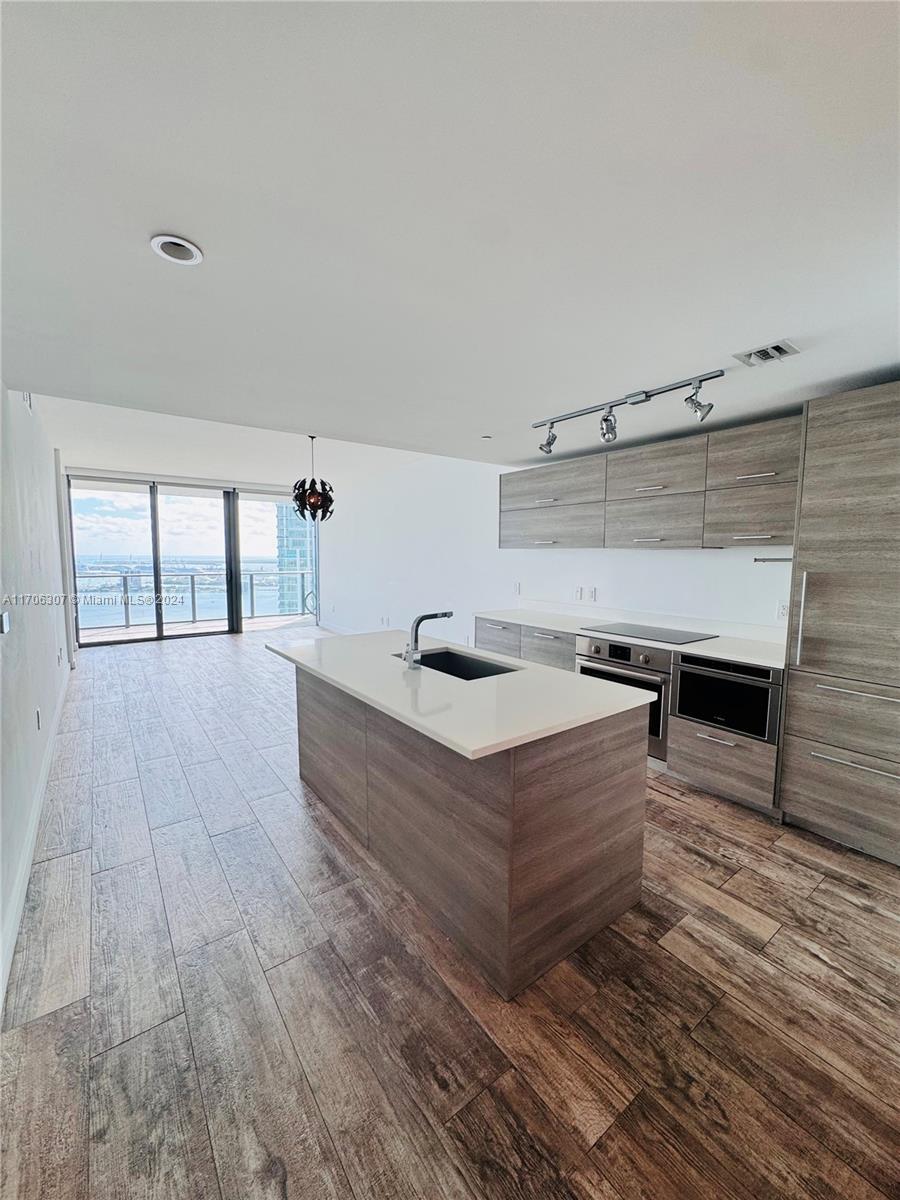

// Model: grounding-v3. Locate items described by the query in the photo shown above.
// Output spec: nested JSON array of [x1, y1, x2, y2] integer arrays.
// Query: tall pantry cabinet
[[779, 382, 900, 864]]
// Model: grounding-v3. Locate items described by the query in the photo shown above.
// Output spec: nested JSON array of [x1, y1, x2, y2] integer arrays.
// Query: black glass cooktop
[[582, 623, 717, 645]]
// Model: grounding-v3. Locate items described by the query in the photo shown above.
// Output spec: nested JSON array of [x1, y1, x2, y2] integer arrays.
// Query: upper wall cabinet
[[500, 502, 606, 549], [702, 481, 798, 548], [706, 414, 802, 490], [500, 455, 606, 511], [606, 435, 708, 501]]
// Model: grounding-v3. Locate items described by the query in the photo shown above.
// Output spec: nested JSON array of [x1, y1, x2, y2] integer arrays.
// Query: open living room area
[[1, 3, 898, 1199]]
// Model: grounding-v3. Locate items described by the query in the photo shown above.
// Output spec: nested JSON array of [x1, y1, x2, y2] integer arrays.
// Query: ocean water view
[[74, 554, 316, 629]]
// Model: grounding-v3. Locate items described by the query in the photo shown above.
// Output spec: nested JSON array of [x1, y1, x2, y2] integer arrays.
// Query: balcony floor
[[2, 622, 898, 1199]]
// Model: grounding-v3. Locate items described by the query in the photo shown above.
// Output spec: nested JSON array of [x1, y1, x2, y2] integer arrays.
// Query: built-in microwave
[[672, 653, 783, 744]]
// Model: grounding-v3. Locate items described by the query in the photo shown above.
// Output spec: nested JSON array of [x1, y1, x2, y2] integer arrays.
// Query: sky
[[71, 488, 299, 558]]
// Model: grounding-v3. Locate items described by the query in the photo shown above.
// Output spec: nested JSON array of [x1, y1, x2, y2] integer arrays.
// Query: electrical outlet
[[588, 587, 597, 602], [513, 581, 521, 595], [574, 586, 583, 601], [777, 602, 790, 620]]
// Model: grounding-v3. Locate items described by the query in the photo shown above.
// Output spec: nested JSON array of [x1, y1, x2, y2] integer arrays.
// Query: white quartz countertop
[[268, 630, 651, 760], [475, 609, 786, 669]]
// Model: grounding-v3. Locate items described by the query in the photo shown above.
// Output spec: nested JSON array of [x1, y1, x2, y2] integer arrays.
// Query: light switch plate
[[0, 611, 10, 634]]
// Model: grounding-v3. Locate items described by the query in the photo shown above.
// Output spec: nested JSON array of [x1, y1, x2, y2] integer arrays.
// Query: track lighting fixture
[[538, 423, 557, 455], [683, 380, 714, 423], [599, 408, 617, 443], [530, 369, 723, 452]]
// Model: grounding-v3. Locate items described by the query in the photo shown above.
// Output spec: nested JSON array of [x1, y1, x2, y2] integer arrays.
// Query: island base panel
[[295, 667, 646, 999]]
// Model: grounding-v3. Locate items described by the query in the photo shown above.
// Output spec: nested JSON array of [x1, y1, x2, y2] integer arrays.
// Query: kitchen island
[[269, 630, 651, 998]]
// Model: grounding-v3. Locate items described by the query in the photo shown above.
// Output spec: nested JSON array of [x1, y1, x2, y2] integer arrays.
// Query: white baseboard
[[1, 670, 70, 1005]]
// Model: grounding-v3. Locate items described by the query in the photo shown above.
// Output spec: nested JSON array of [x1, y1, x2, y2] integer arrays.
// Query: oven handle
[[576, 658, 667, 687]]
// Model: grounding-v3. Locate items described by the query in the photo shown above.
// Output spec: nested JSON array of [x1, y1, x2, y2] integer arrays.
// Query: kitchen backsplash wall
[[500, 544, 792, 633]]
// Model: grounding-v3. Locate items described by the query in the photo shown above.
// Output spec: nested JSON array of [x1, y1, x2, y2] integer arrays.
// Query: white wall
[[1, 387, 70, 996], [37, 394, 789, 645]]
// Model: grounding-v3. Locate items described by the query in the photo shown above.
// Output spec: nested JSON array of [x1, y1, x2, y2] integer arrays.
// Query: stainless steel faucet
[[405, 611, 453, 668]]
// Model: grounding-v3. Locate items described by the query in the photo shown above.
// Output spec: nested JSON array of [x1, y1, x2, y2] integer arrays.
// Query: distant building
[[276, 502, 316, 613]]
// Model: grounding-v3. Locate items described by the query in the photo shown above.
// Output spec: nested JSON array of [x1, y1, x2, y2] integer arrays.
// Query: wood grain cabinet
[[297, 672, 368, 844], [604, 493, 704, 549], [474, 618, 521, 658], [785, 670, 900, 763], [606, 435, 707, 501], [520, 625, 576, 671], [499, 502, 606, 549], [705, 415, 801, 490], [667, 715, 778, 812], [702, 481, 797, 547], [500, 455, 606, 510], [787, 383, 900, 686], [779, 381, 900, 863], [779, 734, 900, 866]]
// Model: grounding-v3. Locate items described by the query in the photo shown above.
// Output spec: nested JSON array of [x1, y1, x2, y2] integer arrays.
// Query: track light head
[[684, 381, 714, 423], [538, 423, 557, 455], [599, 408, 618, 444]]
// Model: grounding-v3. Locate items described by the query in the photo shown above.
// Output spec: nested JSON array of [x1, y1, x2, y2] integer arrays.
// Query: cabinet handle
[[815, 684, 900, 704], [533, 540, 557, 545], [533, 633, 556, 640], [794, 570, 809, 666], [696, 732, 736, 747], [635, 485, 665, 492], [732, 534, 773, 540], [485, 624, 507, 630], [534, 498, 558, 504], [736, 472, 777, 480], [810, 752, 900, 782], [633, 538, 662, 543]]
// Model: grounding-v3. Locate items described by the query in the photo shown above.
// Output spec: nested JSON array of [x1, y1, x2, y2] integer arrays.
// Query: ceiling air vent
[[733, 340, 800, 367]]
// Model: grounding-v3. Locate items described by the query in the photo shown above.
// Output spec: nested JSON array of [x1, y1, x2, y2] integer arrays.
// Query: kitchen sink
[[393, 648, 519, 680]]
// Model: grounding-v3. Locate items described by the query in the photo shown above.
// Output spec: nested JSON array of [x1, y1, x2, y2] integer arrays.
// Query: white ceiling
[[3, 2, 898, 465]]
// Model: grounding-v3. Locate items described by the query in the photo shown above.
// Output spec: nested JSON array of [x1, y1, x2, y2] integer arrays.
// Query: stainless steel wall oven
[[575, 636, 672, 759]]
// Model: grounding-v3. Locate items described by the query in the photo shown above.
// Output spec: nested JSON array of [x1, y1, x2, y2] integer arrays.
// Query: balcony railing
[[74, 569, 317, 630]]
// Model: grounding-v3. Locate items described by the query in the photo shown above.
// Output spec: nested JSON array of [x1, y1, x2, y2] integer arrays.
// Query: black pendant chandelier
[[292, 435, 334, 522]]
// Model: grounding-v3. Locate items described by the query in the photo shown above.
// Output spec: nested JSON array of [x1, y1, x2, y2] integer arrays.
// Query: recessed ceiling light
[[150, 234, 203, 266]]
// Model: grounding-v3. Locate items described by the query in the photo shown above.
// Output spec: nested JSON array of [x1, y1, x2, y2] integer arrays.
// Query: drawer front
[[500, 455, 606, 511], [499, 503, 605, 549], [785, 669, 900, 763], [702, 481, 797, 548], [606, 435, 707, 501], [780, 733, 900, 865], [706, 415, 802, 490], [474, 618, 521, 657], [604, 493, 704, 549], [667, 715, 777, 811], [520, 626, 576, 671]]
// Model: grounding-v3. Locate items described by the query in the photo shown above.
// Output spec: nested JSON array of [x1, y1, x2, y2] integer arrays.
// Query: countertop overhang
[[268, 630, 651, 760]]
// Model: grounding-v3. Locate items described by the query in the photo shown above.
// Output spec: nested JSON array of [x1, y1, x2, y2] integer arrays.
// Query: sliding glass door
[[70, 480, 157, 645], [237, 492, 318, 624], [70, 478, 315, 645], [157, 485, 230, 636]]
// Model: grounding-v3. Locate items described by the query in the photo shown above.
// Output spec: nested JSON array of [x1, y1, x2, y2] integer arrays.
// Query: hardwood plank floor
[[268, 941, 476, 1200], [91, 778, 153, 873], [3, 850, 91, 1030], [178, 929, 352, 1200], [33, 775, 93, 864], [1, 998, 90, 1200], [3, 623, 899, 1200], [212, 821, 327, 969], [90, 858, 183, 1054], [151, 817, 243, 957], [89, 1014, 220, 1199]]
